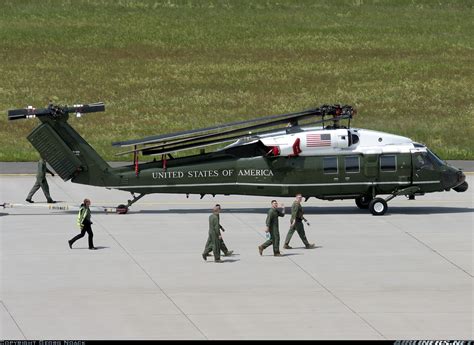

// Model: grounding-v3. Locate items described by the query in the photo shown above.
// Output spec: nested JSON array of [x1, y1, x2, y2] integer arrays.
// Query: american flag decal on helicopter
[[306, 133, 331, 147]]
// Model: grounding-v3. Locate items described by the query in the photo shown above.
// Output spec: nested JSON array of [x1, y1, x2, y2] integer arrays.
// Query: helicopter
[[6, 102, 468, 215]]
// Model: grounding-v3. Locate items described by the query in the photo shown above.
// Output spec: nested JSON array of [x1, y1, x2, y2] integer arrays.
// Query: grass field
[[0, 0, 472, 161]]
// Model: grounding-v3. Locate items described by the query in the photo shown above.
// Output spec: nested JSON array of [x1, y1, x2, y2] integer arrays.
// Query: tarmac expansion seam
[[383, 215, 473, 278], [228, 212, 387, 339], [402, 231, 473, 278], [282, 256, 387, 339], [1, 300, 27, 339], [92, 220, 209, 340]]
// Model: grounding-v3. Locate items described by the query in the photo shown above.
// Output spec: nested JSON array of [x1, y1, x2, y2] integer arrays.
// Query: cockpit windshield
[[413, 150, 445, 170], [427, 149, 445, 166]]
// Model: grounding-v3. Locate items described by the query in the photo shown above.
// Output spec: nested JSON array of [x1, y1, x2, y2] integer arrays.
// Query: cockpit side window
[[414, 152, 435, 170]]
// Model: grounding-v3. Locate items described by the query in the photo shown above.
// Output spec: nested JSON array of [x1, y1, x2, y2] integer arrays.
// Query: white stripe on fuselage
[[106, 180, 440, 189]]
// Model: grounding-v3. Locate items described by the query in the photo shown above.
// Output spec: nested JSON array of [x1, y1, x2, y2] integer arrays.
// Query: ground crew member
[[202, 204, 223, 262], [258, 200, 285, 256], [68, 198, 96, 250], [205, 204, 234, 257], [26, 158, 56, 203], [284, 194, 315, 249]]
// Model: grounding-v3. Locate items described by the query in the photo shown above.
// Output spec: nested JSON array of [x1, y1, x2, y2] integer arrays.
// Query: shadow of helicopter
[[136, 206, 473, 216], [2, 206, 472, 217]]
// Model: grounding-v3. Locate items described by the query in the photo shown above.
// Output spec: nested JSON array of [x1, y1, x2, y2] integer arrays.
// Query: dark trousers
[[70, 222, 94, 249]]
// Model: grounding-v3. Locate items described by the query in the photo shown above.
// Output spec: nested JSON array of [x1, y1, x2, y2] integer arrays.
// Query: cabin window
[[380, 155, 396, 172], [323, 157, 338, 174], [345, 156, 360, 173]]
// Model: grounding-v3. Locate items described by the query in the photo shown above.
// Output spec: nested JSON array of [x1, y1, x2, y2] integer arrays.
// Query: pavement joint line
[[403, 231, 473, 278], [92, 220, 209, 340], [284, 254, 387, 339], [228, 210, 386, 339], [227, 211, 269, 240], [1, 300, 27, 340], [385, 217, 473, 278]]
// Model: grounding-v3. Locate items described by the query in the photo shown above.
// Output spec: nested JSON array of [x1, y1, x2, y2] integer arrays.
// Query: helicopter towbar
[[8, 102, 105, 121]]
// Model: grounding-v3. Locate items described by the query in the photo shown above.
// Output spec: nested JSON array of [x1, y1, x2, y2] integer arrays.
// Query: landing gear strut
[[355, 195, 372, 209], [358, 186, 420, 216], [116, 193, 146, 214]]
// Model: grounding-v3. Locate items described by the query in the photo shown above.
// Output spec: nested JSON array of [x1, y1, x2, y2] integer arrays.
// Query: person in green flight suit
[[202, 204, 224, 262], [26, 158, 56, 203], [205, 204, 234, 258], [258, 199, 285, 257], [283, 194, 315, 249]]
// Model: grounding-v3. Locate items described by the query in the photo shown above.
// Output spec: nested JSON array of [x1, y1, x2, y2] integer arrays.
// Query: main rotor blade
[[142, 137, 244, 156], [111, 105, 344, 148], [115, 112, 308, 156], [115, 107, 353, 157], [136, 114, 352, 157]]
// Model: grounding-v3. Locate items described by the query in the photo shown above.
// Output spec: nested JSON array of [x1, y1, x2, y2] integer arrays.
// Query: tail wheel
[[369, 198, 388, 216], [116, 204, 129, 214], [355, 196, 372, 209]]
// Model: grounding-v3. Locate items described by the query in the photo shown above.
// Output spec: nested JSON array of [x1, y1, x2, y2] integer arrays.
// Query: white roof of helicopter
[[228, 126, 421, 156]]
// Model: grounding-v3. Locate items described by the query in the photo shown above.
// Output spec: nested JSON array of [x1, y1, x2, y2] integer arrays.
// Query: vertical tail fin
[[9, 102, 113, 186], [28, 123, 83, 180], [27, 116, 111, 186]]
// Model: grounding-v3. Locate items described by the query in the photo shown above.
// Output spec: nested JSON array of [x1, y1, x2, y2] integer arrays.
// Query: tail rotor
[[8, 102, 105, 121]]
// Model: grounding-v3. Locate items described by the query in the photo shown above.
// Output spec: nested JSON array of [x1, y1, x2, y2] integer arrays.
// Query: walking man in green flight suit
[[258, 199, 285, 256], [205, 204, 234, 258], [202, 204, 224, 262], [26, 158, 56, 203], [284, 194, 315, 249]]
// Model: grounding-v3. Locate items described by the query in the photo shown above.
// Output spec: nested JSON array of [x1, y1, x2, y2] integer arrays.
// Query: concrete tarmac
[[0, 175, 472, 340]]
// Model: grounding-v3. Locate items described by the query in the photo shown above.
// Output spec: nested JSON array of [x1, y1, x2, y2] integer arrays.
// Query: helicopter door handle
[[333, 177, 339, 181]]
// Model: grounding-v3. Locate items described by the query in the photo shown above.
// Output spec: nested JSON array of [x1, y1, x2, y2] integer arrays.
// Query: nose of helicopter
[[445, 169, 468, 192]]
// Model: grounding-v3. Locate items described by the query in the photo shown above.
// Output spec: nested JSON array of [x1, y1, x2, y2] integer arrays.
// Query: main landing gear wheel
[[369, 198, 388, 216], [116, 193, 146, 214], [355, 196, 372, 209], [116, 204, 129, 214]]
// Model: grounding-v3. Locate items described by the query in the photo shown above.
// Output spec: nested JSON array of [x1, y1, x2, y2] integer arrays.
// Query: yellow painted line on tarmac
[[0, 173, 36, 176]]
